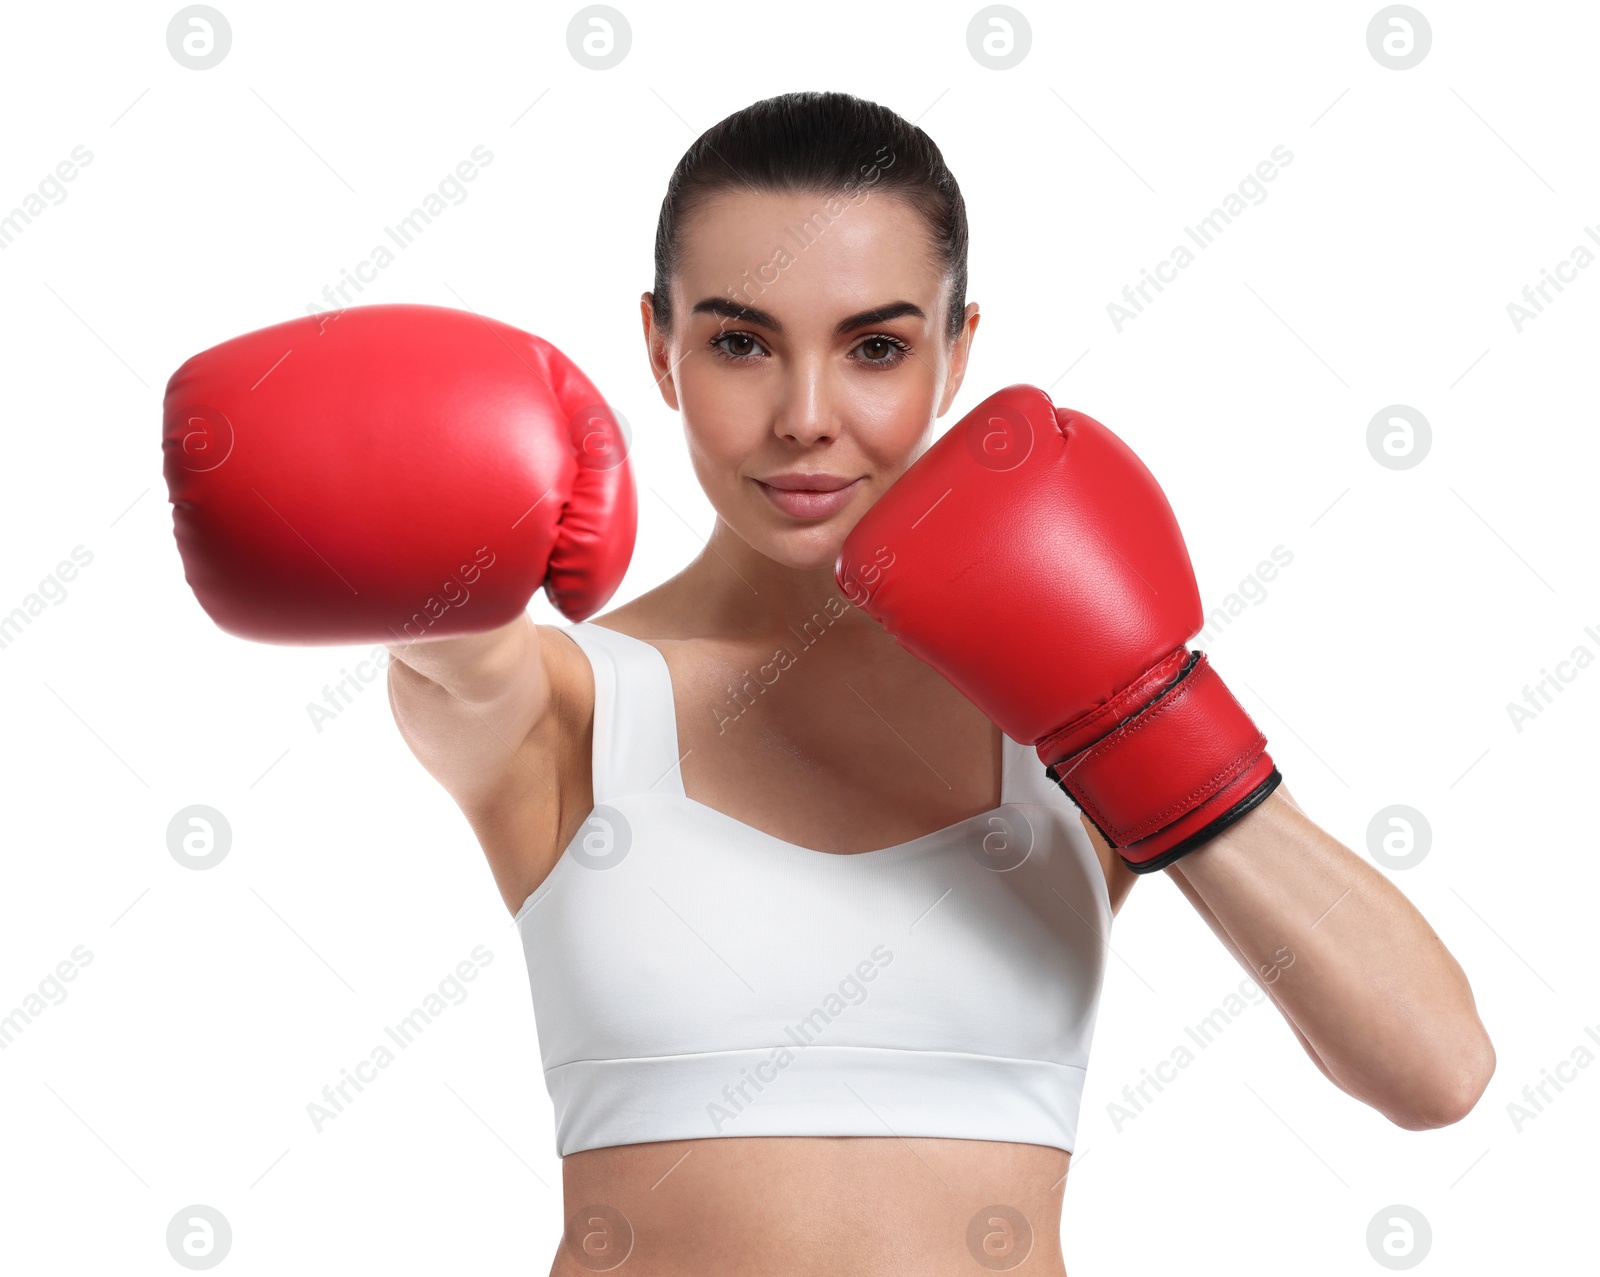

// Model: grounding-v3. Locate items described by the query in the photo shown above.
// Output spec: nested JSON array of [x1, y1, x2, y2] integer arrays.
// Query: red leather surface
[[836, 385, 1273, 857], [836, 385, 1202, 745], [162, 303, 636, 644], [1050, 652, 1267, 846]]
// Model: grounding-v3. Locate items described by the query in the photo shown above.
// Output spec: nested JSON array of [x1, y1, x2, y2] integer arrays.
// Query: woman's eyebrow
[[689, 298, 927, 336], [831, 301, 926, 334]]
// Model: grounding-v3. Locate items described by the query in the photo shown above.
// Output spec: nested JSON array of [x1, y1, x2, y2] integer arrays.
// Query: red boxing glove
[[163, 303, 636, 644], [836, 385, 1280, 873]]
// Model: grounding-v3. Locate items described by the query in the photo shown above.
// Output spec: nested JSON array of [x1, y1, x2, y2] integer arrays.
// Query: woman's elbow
[[1385, 1032, 1498, 1130]]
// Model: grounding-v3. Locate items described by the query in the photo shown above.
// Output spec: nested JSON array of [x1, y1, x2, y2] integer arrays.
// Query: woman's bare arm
[[385, 614, 555, 811], [1108, 784, 1496, 1130], [1080, 811, 1339, 1087]]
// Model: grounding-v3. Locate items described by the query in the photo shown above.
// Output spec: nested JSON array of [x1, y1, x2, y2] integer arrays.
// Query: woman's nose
[[772, 366, 839, 444]]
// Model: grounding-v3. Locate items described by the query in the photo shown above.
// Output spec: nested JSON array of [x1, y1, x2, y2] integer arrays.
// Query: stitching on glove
[[1062, 660, 1266, 841], [1038, 648, 1189, 762], [1070, 736, 1266, 844]]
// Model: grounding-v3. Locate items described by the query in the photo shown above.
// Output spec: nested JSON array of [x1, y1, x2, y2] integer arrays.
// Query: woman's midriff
[[549, 1135, 1071, 1276]]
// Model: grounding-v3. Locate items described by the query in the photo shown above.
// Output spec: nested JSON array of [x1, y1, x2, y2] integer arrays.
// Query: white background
[[2, 0, 1595, 1272]]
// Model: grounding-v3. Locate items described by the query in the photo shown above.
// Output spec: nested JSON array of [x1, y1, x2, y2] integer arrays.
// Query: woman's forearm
[[385, 611, 534, 703], [1167, 785, 1496, 1129]]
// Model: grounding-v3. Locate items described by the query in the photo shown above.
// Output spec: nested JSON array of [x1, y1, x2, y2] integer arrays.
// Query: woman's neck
[[659, 518, 890, 651]]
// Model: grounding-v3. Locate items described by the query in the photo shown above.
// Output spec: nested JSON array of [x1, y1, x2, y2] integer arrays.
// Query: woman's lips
[[754, 478, 862, 520]]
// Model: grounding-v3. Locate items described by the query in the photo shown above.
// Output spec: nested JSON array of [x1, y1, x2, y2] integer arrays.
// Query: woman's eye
[[711, 333, 765, 361], [855, 335, 910, 366], [709, 332, 909, 366]]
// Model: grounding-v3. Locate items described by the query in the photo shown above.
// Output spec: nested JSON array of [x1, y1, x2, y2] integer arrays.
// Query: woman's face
[[642, 188, 979, 571]]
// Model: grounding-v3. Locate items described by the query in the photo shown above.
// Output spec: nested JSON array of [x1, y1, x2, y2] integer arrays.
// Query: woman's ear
[[937, 302, 982, 417], [640, 292, 681, 411]]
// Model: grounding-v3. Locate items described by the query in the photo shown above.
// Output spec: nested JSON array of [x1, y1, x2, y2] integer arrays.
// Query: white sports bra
[[515, 621, 1112, 1157]]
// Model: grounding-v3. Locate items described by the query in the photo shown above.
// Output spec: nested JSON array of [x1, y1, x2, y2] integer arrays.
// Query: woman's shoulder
[[580, 602, 659, 643], [534, 585, 690, 707], [574, 577, 704, 645]]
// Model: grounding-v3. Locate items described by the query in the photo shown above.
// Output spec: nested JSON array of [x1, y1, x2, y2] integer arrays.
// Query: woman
[[384, 95, 1484, 1273]]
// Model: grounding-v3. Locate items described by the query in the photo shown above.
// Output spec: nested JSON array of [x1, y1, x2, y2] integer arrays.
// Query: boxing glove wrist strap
[[1040, 650, 1282, 873]]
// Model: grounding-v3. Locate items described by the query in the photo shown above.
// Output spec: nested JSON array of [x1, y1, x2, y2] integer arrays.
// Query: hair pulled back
[[651, 90, 969, 340]]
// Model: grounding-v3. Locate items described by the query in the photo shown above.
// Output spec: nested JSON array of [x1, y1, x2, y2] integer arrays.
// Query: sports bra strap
[[561, 622, 687, 805], [999, 728, 1028, 807], [564, 620, 1056, 815]]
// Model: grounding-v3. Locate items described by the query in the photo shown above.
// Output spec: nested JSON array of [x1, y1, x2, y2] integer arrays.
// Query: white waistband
[[545, 1043, 1087, 1156]]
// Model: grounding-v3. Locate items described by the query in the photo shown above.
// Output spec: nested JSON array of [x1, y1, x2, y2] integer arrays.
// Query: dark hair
[[651, 91, 969, 340]]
